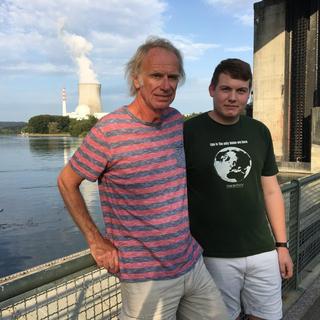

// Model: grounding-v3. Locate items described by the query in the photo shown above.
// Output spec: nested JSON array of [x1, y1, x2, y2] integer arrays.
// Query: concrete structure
[[253, 0, 288, 161], [77, 83, 102, 114], [253, 0, 320, 173], [63, 83, 107, 120], [311, 107, 320, 173]]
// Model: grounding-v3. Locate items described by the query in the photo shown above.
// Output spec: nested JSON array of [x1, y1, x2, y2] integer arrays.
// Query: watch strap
[[275, 241, 289, 248]]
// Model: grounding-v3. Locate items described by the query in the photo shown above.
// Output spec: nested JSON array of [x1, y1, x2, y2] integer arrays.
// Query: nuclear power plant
[[62, 83, 107, 120], [77, 83, 102, 114]]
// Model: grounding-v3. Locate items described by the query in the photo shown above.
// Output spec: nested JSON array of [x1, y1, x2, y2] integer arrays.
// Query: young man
[[57, 37, 228, 319], [184, 58, 293, 320]]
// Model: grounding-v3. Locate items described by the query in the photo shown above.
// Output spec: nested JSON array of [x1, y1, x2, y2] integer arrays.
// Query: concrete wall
[[305, 12, 319, 118], [311, 107, 320, 173], [253, 0, 288, 161]]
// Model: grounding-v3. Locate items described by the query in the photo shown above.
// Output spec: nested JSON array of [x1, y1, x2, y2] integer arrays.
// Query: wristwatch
[[275, 241, 289, 248]]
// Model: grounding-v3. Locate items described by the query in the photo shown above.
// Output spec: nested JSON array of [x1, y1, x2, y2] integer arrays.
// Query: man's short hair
[[211, 58, 252, 89], [125, 36, 186, 96]]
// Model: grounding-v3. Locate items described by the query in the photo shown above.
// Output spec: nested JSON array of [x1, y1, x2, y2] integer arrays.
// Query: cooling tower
[[77, 83, 102, 114]]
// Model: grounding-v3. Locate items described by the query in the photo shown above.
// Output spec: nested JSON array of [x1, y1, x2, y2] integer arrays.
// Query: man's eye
[[152, 74, 162, 79], [169, 75, 179, 81]]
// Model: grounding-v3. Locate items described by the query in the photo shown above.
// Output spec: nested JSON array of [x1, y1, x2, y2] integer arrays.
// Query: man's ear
[[133, 77, 140, 89], [133, 76, 143, 89], [209, 84, 215, 98]]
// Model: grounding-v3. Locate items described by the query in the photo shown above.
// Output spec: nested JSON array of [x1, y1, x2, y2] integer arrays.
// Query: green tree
[[27, 115, 70, 133], [28, 115, 52, 133], [56, 116, 70, 132], [48, 122, 60, 134], [69, 115, 98, 137], [184, 112, 201, 121]]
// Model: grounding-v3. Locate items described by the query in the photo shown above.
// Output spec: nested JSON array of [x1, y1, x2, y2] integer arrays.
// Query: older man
[[57, 37, 228, 320]]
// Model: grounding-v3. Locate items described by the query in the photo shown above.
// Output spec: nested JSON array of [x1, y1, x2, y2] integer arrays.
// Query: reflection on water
[[0, 135, 103, 278], [0, 135, 310, 278]]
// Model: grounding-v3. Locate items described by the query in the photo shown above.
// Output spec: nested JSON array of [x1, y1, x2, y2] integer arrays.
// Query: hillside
[[0, 121, 27, 134], [0, 121, 27, 128]]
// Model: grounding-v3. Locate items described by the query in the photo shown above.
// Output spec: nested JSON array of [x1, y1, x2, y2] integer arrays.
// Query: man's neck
[[128, 97, 162, 123], [208, 110, 240, 125]]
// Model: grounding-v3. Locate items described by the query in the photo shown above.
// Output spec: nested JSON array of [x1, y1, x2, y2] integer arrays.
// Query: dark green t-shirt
[[184, 113, 278, 258]]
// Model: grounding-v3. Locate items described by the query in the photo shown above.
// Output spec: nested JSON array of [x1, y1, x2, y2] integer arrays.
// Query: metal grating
[[1, 173, 320, 319], [288, 1, 309, 162], [0, 267, 121, 320]]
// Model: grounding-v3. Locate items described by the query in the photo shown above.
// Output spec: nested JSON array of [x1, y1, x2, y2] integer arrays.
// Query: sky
[[0, 0, 257, 122]]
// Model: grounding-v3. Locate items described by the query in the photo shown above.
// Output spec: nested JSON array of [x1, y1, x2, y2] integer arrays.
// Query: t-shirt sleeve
[[261, 125, 279, 176], [69, 125, 111, 182]]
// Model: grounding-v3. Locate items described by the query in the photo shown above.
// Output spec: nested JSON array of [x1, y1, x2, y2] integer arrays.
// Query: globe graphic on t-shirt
[[214, 147, 252, 183]]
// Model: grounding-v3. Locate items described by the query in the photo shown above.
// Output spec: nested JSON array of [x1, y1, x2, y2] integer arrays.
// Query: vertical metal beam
[[288, 1, 308, 162]]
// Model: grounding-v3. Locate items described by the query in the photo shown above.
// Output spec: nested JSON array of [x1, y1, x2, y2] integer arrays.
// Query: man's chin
[[154, 103, 171, 110]]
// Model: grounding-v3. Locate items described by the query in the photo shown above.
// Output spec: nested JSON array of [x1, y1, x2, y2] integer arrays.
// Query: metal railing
[[282, 172, 320, 294], [0, 254, 121, 319], [1, 172, 320, 319]]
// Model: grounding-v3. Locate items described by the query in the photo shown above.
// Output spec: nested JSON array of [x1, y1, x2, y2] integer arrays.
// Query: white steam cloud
[[59, 22, 99, 84]]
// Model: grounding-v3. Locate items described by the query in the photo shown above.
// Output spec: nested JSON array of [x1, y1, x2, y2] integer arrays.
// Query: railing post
[[291, 179, 301, 289]]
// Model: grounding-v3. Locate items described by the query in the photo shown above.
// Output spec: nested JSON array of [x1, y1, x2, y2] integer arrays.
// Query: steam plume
[[59, 22, 99, 84]]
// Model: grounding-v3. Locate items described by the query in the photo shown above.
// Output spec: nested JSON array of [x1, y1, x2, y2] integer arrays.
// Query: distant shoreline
[[20, 133, 71, 137]]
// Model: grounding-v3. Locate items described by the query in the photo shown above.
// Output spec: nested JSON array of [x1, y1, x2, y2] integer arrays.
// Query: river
[[0, 135, 306, 278], [0, 135, 103, 278]]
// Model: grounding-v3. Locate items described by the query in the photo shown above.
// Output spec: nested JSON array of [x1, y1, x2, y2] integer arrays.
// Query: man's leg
[[204, 256, 245, 320], [177, 256, 229, 320], [242, 250, 282, 320], [119, 277, 184, 319]]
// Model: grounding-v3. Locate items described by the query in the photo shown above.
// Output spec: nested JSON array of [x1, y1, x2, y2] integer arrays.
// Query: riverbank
[[20, 133, 70, 137]]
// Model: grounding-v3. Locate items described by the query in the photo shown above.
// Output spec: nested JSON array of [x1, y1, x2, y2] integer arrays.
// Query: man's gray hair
[[125, 36, 186, 96]]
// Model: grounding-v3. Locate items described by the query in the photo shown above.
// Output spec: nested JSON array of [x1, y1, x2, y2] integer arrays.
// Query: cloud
[[204, 0, 255, 26], [0, 62, 71, 74], [235, 13, 253, 26], [225, 46, 252, 52], [166, 34, 220, 60], [0, 0, 217, 78], [205, 0, 255, 10]]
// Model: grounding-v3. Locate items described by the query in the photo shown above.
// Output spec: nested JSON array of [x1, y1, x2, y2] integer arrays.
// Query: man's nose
[[228, 90, 236, 101], [160, 76, 170, 90]]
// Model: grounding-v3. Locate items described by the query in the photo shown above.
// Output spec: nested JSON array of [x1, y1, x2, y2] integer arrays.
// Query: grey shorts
[[204, 250, 282, 320], [119, 256, 229, 319]]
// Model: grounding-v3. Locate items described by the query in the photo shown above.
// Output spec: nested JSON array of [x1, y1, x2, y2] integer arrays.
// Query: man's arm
[[57, 163, 119, 273], [261, 175, 293, 279]]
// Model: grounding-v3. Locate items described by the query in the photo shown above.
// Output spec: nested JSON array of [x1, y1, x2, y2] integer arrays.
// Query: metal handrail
[[0, 253, 96, 303]]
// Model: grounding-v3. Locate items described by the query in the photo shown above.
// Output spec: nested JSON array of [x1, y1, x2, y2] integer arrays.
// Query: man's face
[[209, 73, 250, 125], [134, 47, 180, 113]]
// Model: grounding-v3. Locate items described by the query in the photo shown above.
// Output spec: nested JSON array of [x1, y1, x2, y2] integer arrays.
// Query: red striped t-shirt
[[70, 106, 201, 282]]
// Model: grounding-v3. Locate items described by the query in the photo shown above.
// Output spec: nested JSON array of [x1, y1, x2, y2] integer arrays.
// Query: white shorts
[[204, 250, 282, 320], [119, 256, 229, 319]]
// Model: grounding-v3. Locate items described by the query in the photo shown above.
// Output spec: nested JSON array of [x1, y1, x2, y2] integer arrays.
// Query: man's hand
[[57, 164, 120, 274], [277, 247, 293, 279], [90, 237, 120, 274]]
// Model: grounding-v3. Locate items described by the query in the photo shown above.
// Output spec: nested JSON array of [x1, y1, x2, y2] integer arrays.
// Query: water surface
[[0, 135, 103, 277]]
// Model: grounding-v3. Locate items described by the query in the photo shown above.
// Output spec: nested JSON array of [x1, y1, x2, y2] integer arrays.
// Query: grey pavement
[[283, 260, 320, 320]]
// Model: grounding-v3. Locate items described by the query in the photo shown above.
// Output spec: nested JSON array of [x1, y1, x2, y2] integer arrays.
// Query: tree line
[[23, 115, 98, 137], [2, 113, 203, 137], [0, 122, 27, 134]]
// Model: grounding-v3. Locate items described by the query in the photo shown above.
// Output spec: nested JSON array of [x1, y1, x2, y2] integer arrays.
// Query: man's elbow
[[57, 168, 69, 194], [57, 164, 82, 194]]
